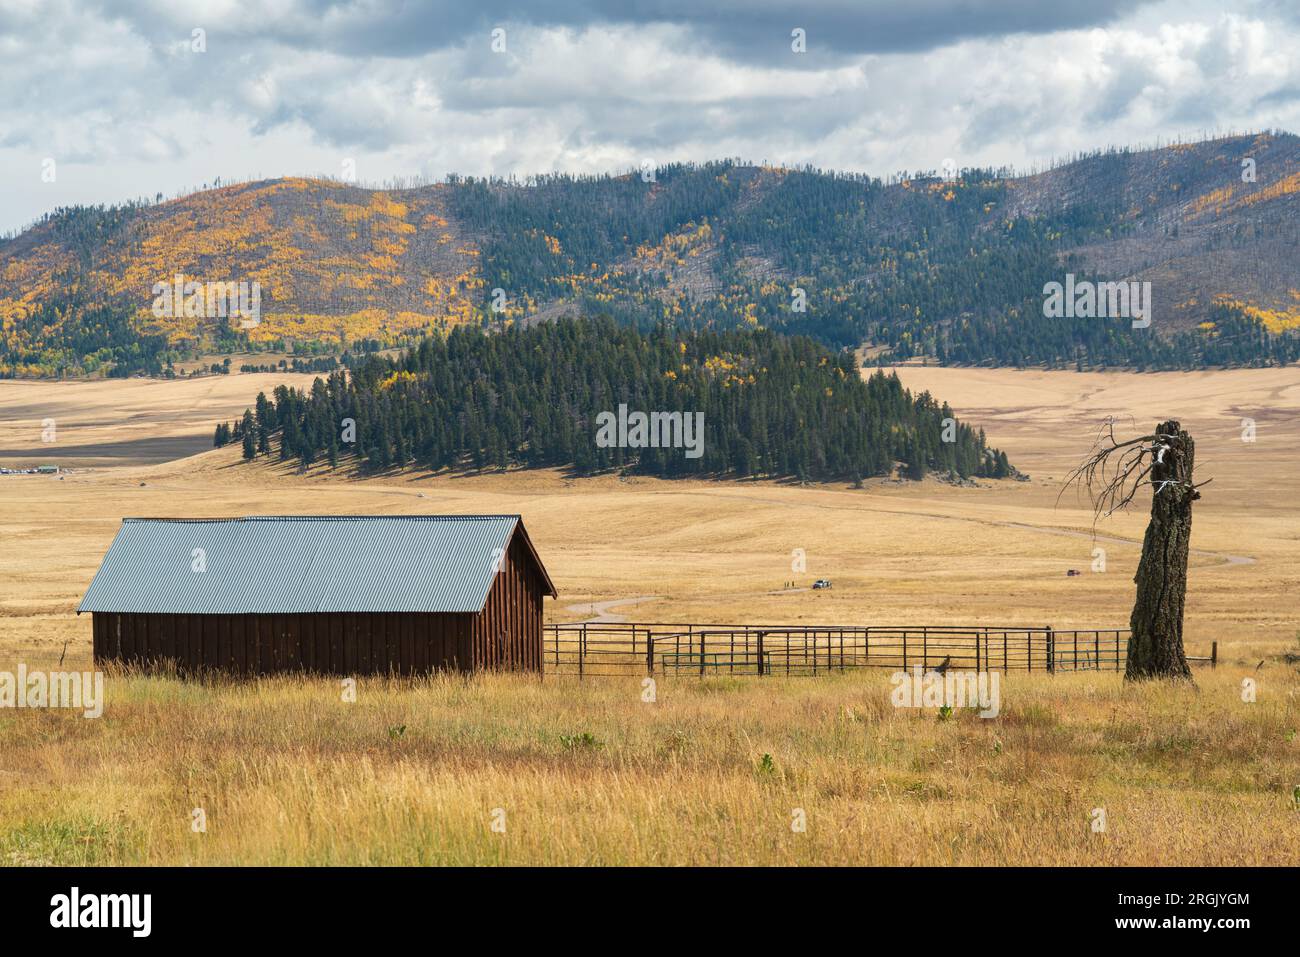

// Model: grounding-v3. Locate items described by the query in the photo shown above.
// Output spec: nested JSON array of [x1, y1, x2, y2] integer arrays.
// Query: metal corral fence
[[544, 622, 1218, 678]]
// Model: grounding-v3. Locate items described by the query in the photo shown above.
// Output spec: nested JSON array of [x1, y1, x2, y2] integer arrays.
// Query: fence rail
[[543, 622, 1218, 678], [0, 629, 1217, 679]]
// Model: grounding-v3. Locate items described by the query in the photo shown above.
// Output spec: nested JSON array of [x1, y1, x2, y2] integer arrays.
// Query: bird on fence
[[932, 656, 952, 675]]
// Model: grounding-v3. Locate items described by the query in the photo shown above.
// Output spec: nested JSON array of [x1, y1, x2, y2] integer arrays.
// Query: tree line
[[219, 317, 1014, 483]]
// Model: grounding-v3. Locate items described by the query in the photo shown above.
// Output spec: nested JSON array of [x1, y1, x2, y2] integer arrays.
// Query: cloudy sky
[[2, 0, 1299, 234]]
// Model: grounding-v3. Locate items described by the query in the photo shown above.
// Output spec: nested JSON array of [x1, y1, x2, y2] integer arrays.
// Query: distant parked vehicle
[[812, 579, 832, 589]]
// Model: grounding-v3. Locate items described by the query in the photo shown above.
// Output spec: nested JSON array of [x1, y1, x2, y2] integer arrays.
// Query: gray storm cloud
[[1, 0, 1297, 234]]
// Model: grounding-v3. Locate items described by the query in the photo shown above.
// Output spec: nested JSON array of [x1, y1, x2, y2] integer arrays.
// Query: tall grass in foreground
[[1, 665, 1297, 865]]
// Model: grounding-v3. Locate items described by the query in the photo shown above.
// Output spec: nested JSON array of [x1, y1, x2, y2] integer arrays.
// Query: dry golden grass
[[0, 371, 318, 468], [2, 667, 1296, 865], [1, 366, 1299, 864]]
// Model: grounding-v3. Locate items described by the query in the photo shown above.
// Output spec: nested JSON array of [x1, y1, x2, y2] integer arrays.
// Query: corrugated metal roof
[[78, 515, 551, 614]]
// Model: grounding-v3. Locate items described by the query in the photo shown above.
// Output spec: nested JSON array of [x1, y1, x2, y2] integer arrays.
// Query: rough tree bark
[[1124, 420, 1196, 681]]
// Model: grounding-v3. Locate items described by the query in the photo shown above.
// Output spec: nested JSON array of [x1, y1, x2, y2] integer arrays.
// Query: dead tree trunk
[[1063, 417, 1208, 682], [1125, 420, 1196, 681]]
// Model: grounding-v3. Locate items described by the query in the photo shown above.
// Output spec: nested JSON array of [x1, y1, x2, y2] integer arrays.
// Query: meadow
[[4, 666, 1297, 866], [1, 366, 1297, 865]]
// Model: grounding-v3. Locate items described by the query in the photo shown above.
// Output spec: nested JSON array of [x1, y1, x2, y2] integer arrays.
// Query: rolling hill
[[228, 317, 1014, 483], [2, 132, 1298, 377]]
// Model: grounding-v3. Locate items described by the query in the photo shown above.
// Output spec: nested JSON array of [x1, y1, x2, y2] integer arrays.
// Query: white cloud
[[1, 0, 1298, 234]]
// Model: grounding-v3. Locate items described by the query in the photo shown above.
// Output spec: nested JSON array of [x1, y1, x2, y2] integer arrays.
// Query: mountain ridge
[[3, 131, 1298, 377]]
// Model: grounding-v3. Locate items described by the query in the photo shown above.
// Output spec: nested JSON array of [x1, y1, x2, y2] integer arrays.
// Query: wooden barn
[[78, 515, 557, 675]]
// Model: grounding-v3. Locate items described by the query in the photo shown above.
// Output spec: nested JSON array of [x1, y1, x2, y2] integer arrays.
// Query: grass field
[[0, 372, 318, 468], [1, 366, 1298, 865], [4, 668, 1297, 866]]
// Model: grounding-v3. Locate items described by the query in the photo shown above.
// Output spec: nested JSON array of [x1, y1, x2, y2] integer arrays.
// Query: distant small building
[[79, 515, 557, 675]]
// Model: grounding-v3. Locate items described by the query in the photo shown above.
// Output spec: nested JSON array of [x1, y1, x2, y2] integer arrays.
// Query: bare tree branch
[[1058, 416, 1166, 525]]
